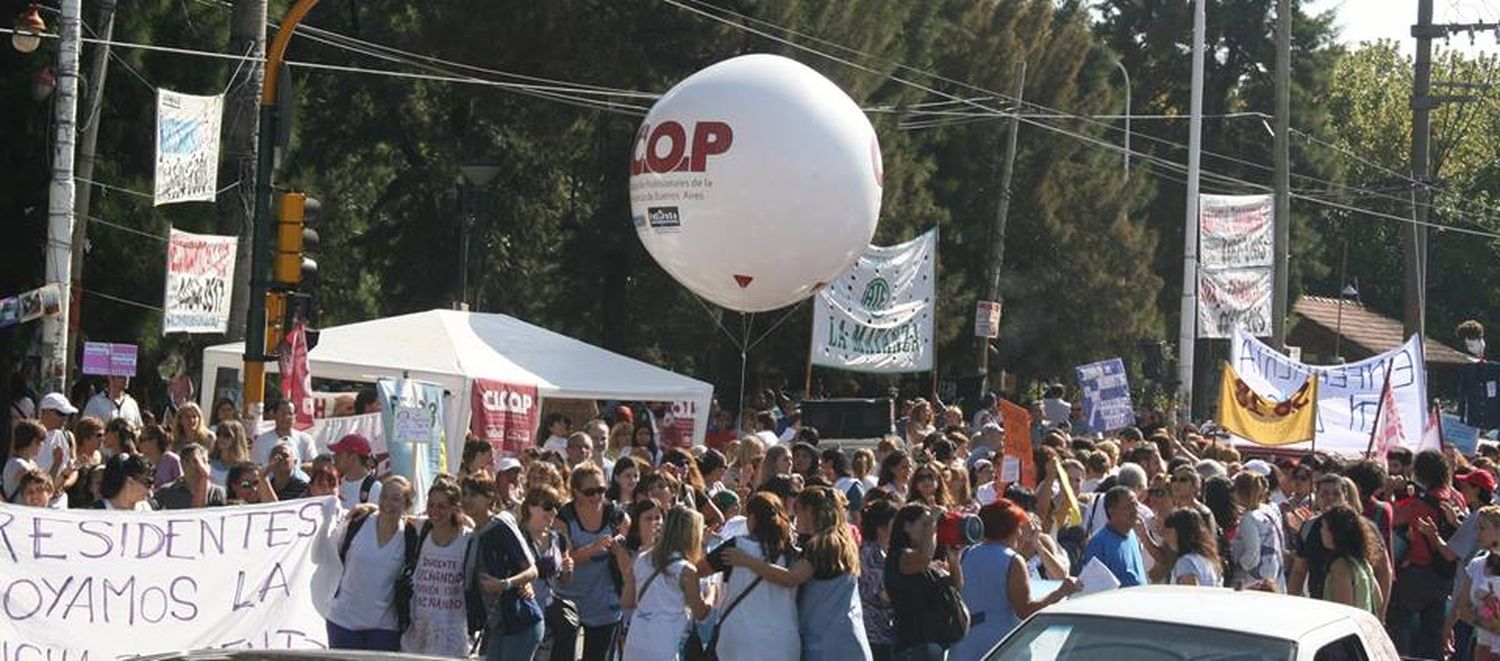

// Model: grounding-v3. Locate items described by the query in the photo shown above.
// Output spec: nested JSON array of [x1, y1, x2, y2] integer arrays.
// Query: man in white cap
[[81, 375, 143, 429], [37, 392, 79, 506]]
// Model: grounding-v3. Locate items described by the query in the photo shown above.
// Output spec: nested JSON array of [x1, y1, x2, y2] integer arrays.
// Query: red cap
[[615, 405, 634, 424], [1460, 469, 1498, 494], [329, 434, 372, 457]]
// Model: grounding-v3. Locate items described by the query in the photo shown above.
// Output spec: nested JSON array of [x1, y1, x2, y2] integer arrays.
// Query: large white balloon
[[629, 54, 883, 313]]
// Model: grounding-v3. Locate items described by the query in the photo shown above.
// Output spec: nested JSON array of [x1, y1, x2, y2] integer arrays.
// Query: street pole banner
[[164, 228, 237, 334], [811, 228, 936, 373], [974, 301, 1001, 339], [278, 321, 314, 430], [0, 498, 341, 658], [154, 89, 224, 205], [1230, 327, 1434, 455], [469, 378, 539, 455], [1074, 358, 1136, 433], [1216, 361, 1317, 446], [1197, 194, 1273, 339], [1198, 268, 1273, 338]]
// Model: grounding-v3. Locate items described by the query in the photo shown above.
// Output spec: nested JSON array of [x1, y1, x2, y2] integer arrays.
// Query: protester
[[328, 476, 415, 651], [5, 420, 45, 502], [211, 420, 251, 486], [156, 443, 227, 509], [708, 492, 801, 660], [1390, 449, 1465, 658], [908, 464, 950, 508], [15, 470, 53, 507], [507, 485, 566, 661], [330, 434, 381, 509], [267, 441, 309, 500], [96, 453, 156, 511], [36, 393, 77, 500], [551, 464, 626, 661], [402, 478, 474, 657], [1455, 506, 1500, 661], [541, 413, 572, 455], [1083, 486, 1148, 587], [876, 450, 914, 502], [171, 402, 214, 452], [1319, 504, 1383, 616], [252, 400, 319, 468], [949, 499, 1079, 661], [886, 503, 964, 661], [1231, 471, 1284, 591], [859, 498, 900, 661], [1163, 508, 1222, 586], [138, 425, 182, 489], [81, 376, 143, 428], [620, 505, 712, 661]]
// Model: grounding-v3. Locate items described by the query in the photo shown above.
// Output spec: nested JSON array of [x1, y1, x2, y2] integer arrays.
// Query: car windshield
[[986, 614, 1296, 661]]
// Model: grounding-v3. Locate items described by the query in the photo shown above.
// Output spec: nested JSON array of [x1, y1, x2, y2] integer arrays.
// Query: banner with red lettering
[[164, 228, 237, 334], [470, 379, 539, 454], [279, 321, 314, 430], [658, 401, 698, 449]]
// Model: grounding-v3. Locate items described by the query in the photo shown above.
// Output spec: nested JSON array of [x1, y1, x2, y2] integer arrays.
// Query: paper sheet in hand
[[1079, 557, 1121, 595]]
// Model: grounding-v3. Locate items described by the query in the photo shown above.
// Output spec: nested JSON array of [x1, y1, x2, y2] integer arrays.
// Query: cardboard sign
[[81, 342, 138, 377], [975, 300, 1001, 339]]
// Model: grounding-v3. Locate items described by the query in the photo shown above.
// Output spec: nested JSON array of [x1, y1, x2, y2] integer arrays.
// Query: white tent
[[199, 309, 714, 460]]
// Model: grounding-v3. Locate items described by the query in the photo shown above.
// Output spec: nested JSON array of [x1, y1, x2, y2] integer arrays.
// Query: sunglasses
[[531, 501, 559, 512], [580, 486, 607, 497]]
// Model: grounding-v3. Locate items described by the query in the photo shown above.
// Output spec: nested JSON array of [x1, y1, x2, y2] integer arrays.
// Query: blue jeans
[[325, 621, 401, 651], [488, 619, 544, 661], [894, 643, 946, 661]]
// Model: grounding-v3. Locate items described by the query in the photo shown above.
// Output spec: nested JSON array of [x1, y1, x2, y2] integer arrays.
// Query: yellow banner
[[1217, 361, 1318, 446]]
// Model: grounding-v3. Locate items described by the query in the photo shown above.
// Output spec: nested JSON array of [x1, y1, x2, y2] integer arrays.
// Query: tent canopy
[[200, 309, 713, 451]]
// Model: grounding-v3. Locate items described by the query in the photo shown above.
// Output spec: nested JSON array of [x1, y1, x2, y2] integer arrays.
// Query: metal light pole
[[457, 164, 500, 310], [41, 0, 81, 393], [1176, 0, 1207, 419], [1113, 59, 1130, 179]]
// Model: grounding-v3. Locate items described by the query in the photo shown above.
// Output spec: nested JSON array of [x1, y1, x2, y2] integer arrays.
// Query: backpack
[[338, 513, 425, 630], [922, 567, 971, 646], [358, 474, 378, 504]]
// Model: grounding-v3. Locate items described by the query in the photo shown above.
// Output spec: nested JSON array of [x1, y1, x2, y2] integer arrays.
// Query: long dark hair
[[1164, 507, 1222, 572], [886, 503, 932, 557], [1202, 475, 1240, 533], [907, 464, 950, 507], [878, 450, 910, 487], [632, 422, 658, 458], [1321, 505, 1375, 566], [743, 491, 792, 562], [607, 455, 647, 501]]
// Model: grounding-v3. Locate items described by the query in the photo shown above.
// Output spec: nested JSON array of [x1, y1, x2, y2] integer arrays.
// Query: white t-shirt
[[329, 517, 408, 631], [541, 435, 569, 455], [3, 456, 36, 501], [401, 527, 474, 656], [82, 392, 143, 429], [976, 481, 1000, 506], [338, 473, 383, 510], [1172, 552, 1223, 587], [1468, 554, 1500, 650], [102, 498, 153, 512], [1041, 398, 1071, 426], [36, 428, 71, 476], [251, 429, 320, 467]]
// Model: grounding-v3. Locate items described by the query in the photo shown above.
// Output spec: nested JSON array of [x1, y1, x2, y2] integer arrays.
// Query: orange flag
[[999, 399, 1036, 487]]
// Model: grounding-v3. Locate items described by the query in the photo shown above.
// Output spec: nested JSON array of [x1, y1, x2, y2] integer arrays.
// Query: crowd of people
[[4, 378, 1499, 660]]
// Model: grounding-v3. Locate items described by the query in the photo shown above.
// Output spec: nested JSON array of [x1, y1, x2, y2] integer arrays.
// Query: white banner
[[1198, 194, 1273, 339], [1199, 268, 1273, 338], [154, 89, 224, 205], [1230, 328, 1432, 456], [0, 498, 341, 657], [811, 228, 936, 373], [164, 228, 237, 334]]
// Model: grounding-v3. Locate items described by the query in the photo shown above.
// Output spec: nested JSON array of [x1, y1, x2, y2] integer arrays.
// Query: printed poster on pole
[[163, 228, 237, 334], [1197, 194, 1273, 338], [811, 228, 936, 373], [154, 89, 224, 205]]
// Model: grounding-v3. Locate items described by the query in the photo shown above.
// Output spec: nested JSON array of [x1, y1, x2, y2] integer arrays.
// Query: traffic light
[[274, 193, 320, 338]]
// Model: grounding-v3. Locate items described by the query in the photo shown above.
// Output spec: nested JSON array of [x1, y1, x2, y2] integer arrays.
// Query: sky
[[1306, 0, 1500, 56]]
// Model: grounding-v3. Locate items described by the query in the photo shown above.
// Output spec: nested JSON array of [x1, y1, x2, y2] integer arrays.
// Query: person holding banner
[[82, 375, 143, 429], [328, 475, 416, 651]]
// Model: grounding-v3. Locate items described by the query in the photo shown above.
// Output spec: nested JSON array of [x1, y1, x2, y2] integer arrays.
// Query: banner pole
[[930, 227, 941, 401], [804, 304, 815, 398], [1365, 358, 1395, 458]]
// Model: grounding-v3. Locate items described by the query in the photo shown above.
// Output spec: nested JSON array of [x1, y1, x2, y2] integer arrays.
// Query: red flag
[[1369, 369, 1405, 461], [278, 321, 315, 430]]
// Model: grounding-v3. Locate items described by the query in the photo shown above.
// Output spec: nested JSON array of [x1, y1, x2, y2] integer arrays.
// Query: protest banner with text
[[154, 89, 223, 205], [812, 228, 936, 373], [0, 498, 340, 658], [1197, 194, 1273, 338], [164, 229, 237, 334], [470, 378, 540, 455], [1075, 357, 1135, 433]]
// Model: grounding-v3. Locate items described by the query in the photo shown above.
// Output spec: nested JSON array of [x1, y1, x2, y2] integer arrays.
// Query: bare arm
[[680, 565, 712, 621], [723, 549, 813, 588], [1326, 559, 1354, 607], [1006, 557, 1079, 619], [1034, 533, 1071, 580], [1287, 557, 1309, 597]]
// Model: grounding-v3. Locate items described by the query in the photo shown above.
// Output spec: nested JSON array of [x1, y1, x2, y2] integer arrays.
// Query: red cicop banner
[[470, 378, 540, 455]]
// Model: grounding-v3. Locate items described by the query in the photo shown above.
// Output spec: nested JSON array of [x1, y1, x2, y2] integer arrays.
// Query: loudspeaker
[[800, 398, 894, 440]]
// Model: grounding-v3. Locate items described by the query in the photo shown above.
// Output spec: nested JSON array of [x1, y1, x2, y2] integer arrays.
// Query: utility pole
[[41, 0, 81, 393], [65, 0, 115, 378], [1405, 5, 1495, 339], [1176, 0, 1206, 419], [977, 62, 1025, 380], [220, 0, 268, 341], [1271, 0, 1292, 350]]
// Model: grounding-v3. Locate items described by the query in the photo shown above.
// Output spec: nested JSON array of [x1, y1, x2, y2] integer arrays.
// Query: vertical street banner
[[1230, 328, 1434, 455], [1075, 358, 1136, 432], [154, 89, 224, 205], [378, 378, 448, 509], [811, 228, 936, 373], [0, 498, 342, 658], [469, 378, 539, 455], [278, 321, 314, 430], [1197, 194, 1273, 338], [164, 228, 237, 334]]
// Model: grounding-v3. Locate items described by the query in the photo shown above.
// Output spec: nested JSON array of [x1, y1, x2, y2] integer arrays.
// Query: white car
[[986, 585, 1399, 661]]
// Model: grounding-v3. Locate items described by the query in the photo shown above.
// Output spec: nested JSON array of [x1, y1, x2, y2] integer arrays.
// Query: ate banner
[[1216, 361, 1318, 447], [0, 499, 340, 658], [470, 378, 540, 456], [154, 89, 223, 205], [1197, 194, 1273, 339], [163, 228, 237, 334], [811, 228, 936, 373]]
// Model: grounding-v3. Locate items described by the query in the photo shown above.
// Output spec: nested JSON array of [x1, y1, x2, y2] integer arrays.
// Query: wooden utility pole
[[1271, 0, 1291, 350], [1406, 0, 1434, 339], [220, 0, 268, 341], [977, 62, 1024, 379]]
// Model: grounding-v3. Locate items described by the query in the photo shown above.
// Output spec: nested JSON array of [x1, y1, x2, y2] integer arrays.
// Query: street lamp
[[12, 4, 45, 53], [457, 164, 501, 309], [1113, 59, 1130, 179], [1333, 282, 1360, 362]]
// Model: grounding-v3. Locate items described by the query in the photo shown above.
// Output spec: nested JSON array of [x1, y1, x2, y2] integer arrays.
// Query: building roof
[[1293, 295, 1470, 365], [1041, 585, 1385, 642]]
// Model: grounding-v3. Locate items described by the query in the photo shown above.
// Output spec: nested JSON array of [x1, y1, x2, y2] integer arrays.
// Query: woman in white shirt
[[1164, 508, 1223, 587], [327, 476, 413, 651], [4, 420, 45, 502], [402, 478, 473, 657]]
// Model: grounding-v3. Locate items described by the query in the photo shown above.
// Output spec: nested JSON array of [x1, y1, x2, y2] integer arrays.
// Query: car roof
[[1037, 585, 1375, 640]]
